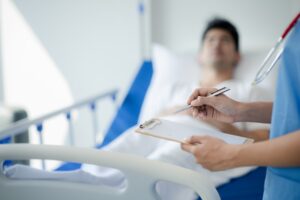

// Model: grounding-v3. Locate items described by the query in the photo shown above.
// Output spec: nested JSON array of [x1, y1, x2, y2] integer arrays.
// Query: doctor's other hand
[[181, 135, 240, 171], [187, 88, 241, 123]]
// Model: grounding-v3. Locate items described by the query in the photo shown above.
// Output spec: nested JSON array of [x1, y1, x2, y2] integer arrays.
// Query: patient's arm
[[158, 106, 269, 142], [203, 120, 269, 142], [181, 107, 270, 142]]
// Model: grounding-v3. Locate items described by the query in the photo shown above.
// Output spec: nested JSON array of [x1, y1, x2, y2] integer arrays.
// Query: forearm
[[235, 130, 300, 167], [201, 118, 270, 142], [231, 129, 269, 142], [236, 102, 273, 123]]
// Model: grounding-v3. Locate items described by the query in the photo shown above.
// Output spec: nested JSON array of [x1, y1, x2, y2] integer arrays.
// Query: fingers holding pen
[[187, 88, 217, 105]]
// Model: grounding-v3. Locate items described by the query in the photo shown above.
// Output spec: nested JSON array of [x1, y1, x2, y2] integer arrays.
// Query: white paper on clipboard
[[135, 118, 254, 144]]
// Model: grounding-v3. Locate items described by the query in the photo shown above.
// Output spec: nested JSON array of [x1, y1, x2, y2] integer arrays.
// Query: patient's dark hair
[[201, 18, 239, 52]]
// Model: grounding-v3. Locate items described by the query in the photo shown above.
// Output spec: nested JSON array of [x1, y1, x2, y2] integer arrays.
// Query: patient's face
[[200, 29, 239, 71]]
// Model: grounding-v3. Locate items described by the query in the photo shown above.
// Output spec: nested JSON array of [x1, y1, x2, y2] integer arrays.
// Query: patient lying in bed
[[80, 81, 269, 200], [4, 18, 272, 200]]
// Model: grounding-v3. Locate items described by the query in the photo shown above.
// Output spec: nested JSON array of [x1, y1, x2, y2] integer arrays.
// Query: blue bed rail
[[56, 60, 153, 171]]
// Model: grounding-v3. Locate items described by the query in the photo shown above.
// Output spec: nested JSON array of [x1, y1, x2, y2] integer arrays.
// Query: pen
[[173, 87, 230, 114]]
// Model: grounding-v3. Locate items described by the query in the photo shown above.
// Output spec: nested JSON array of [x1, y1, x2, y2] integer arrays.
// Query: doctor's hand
[[187, 88, 241, 123], [181, 135, 240, 171]]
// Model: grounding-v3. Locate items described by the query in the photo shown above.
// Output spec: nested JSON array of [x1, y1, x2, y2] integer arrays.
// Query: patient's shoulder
[[221, 79, 272, 102]]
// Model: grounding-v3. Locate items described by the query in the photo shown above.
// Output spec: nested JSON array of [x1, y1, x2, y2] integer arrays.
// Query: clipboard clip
[[139, 119, 161, 129]]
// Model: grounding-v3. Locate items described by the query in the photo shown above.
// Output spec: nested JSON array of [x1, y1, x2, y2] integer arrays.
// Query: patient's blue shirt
[[263, 21, 300, 200]]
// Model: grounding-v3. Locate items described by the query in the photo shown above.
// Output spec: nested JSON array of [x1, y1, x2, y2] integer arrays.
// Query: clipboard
[[135, 118, 254, 144]]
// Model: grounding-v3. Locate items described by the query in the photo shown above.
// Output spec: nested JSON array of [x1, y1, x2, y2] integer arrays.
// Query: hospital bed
[[0, 44, 277, 199], [0, 144, 219, 200], [56, 45, 274, 199]]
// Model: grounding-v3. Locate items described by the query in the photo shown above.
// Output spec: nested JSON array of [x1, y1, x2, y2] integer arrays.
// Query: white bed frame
[[0, 144, 220, 200]]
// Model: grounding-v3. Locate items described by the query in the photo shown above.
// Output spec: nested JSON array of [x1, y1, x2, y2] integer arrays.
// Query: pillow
[[138, 44, 200, 122], [150, 44, 201, 85], [138, 44, 278, 123]]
